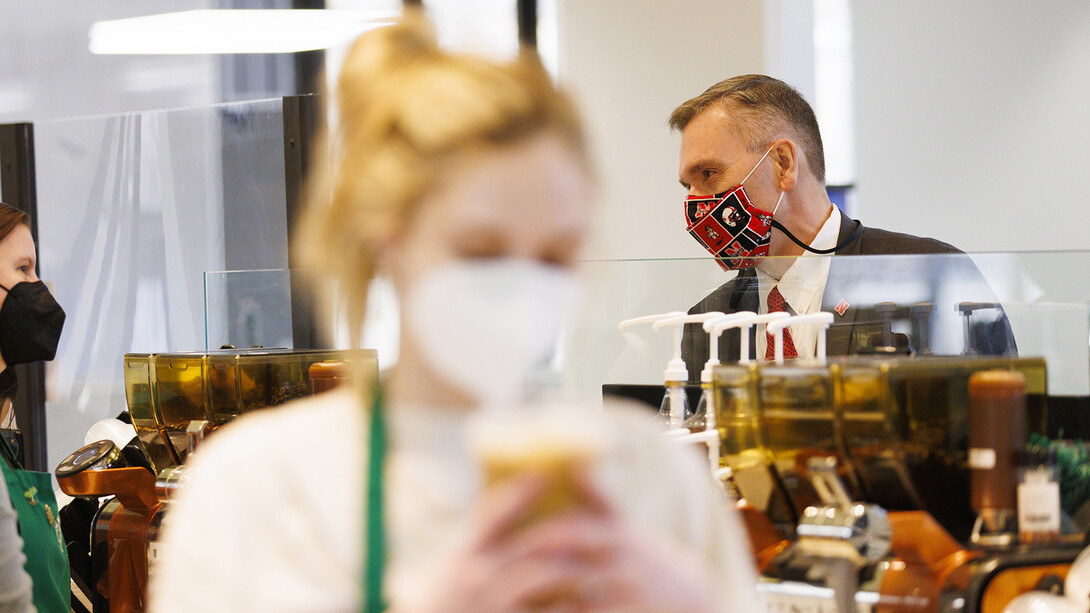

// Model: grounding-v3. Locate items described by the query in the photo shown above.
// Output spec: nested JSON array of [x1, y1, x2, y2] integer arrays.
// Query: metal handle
[[186, 420, 210, 456], [808, 455, 854, 512]]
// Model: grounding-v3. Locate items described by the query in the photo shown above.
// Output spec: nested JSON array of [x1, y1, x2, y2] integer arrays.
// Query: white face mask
[[403, 259, 581, 409]]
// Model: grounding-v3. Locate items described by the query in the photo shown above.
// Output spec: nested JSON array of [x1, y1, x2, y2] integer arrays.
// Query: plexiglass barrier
[[36, 98, 290, 472], [559, 252, 1088, 401], [204, 269, 293, 351], [200, 251, 1090, 415]]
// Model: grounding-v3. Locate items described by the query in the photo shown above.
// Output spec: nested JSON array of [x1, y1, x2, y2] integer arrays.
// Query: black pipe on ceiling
[[517, 0, 538, 48], [398, 0, 536, 51]]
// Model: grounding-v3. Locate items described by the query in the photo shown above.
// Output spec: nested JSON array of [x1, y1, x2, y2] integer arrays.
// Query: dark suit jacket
[[681, 215, 1015, 381]]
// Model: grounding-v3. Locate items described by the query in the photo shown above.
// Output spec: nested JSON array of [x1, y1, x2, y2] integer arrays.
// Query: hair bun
[[338, 11, 438, 103]]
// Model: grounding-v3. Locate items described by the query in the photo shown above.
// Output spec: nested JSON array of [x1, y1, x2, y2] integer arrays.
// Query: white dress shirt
[[755, 205, 841, 361]]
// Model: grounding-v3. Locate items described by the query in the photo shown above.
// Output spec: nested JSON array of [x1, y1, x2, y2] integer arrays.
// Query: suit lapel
[[836, 214, 864, 254], [825, 214, 865, 355], [718, 270, 759, 362]]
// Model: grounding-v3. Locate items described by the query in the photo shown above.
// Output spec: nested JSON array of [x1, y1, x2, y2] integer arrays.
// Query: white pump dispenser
[[660, 311, 756, 473], [617, 312, 686, 338], [617, 311, 686, 368], [649, 312, 733, 430], [701, 311, 758, 383], [667, 312, 833, 492], [735, 312, 791, 364], [667, 311, 789, 486], [617, 312, 688, 429], [670, 311, 776, 478], [647, 312, 730, 433], [766, 312, 835, 365], [648, 312, 731, 382], [680, 312, 758, 434]]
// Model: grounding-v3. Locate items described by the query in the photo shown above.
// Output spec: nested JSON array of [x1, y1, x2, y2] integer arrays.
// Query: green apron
[[0, 432, 69, 613], [363, 390, 388, 613]]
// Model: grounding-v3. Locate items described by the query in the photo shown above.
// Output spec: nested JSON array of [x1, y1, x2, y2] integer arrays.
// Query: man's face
[[677, 104, 778, 215]]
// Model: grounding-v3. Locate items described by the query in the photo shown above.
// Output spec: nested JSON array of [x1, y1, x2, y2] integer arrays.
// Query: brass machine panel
[[123, 348, 377, 472], [714, 355, 1046, 540]]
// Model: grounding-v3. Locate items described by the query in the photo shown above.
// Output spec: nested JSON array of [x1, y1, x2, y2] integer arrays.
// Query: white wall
[[852, 1, 1090, 253], [556, 0, 766, 261], [559, 1, 1090, 258], [764, 0, 816, 105]]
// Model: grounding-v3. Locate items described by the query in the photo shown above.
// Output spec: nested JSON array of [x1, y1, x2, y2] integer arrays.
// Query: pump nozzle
[[617, 311, 686, 332], [616, 310, 689, 382], [652, 312, 727, 384], [766, 312, 835, 365], [732, 312, 791, 365], [701, 311, 757, 382], [617, 311, 691, 430]]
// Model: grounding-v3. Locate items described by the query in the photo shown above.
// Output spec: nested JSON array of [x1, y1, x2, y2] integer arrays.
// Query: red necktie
[[765, 285, 797, 360]]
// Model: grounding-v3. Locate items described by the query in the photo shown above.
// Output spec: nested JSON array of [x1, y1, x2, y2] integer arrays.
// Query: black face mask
[[0, 281, 65, 366]]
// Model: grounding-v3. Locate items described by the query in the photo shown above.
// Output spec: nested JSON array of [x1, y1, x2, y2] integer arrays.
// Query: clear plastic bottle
[[683, 385, 712, 433], [653, 381, 690, 429]]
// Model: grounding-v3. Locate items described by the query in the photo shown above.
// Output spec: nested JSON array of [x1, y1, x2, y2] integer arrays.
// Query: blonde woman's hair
[[294, 12, 588, 344]]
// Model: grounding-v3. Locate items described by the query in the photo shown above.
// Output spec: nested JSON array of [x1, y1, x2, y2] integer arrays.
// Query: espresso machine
[[711, 353, 1084, 613], [54, 348, 377, 612]]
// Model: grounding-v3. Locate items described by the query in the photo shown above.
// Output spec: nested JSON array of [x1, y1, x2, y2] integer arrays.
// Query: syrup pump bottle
[[648, 312, 785, 432], [648, 314, 701, 431], [617, 312, 688, 430], [668, 312, 791, 482], [648, 312, 749, 433], [703, 312, 785, 461], [686, 312, 757, 479]]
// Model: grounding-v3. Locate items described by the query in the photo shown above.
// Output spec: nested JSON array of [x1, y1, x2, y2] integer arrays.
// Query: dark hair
[[0, 202, 30, 243], [669, 74, 826, 183]]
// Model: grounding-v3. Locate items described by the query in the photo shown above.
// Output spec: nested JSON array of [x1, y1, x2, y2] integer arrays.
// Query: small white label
[[763, 591, 837, 613], [758, 583, 874, 613], [968, 447, 996, 469], [147, 541, 164, 583], [1018, 476, 1061, 534]]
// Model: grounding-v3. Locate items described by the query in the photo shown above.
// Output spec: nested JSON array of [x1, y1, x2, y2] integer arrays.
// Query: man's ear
[[772, 138, 800, 192]]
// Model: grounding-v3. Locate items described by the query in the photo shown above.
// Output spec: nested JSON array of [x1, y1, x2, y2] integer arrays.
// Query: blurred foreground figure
[[150, 12, 760, 613]]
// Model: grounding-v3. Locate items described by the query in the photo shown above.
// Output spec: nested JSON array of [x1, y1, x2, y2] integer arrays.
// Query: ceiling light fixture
[[89, 9, 398, 55]]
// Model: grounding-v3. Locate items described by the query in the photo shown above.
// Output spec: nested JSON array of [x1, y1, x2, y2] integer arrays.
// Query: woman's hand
[[402, 472, 719, 613]]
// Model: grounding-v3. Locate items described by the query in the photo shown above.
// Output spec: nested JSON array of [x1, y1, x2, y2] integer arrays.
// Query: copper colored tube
[[879, 511, 979, 612], [736, 505, 789, 572], [968, 370, 1025, 525]]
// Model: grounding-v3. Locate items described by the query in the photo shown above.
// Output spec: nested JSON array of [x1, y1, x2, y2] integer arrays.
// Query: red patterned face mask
[[684, 145, 780, 270]]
